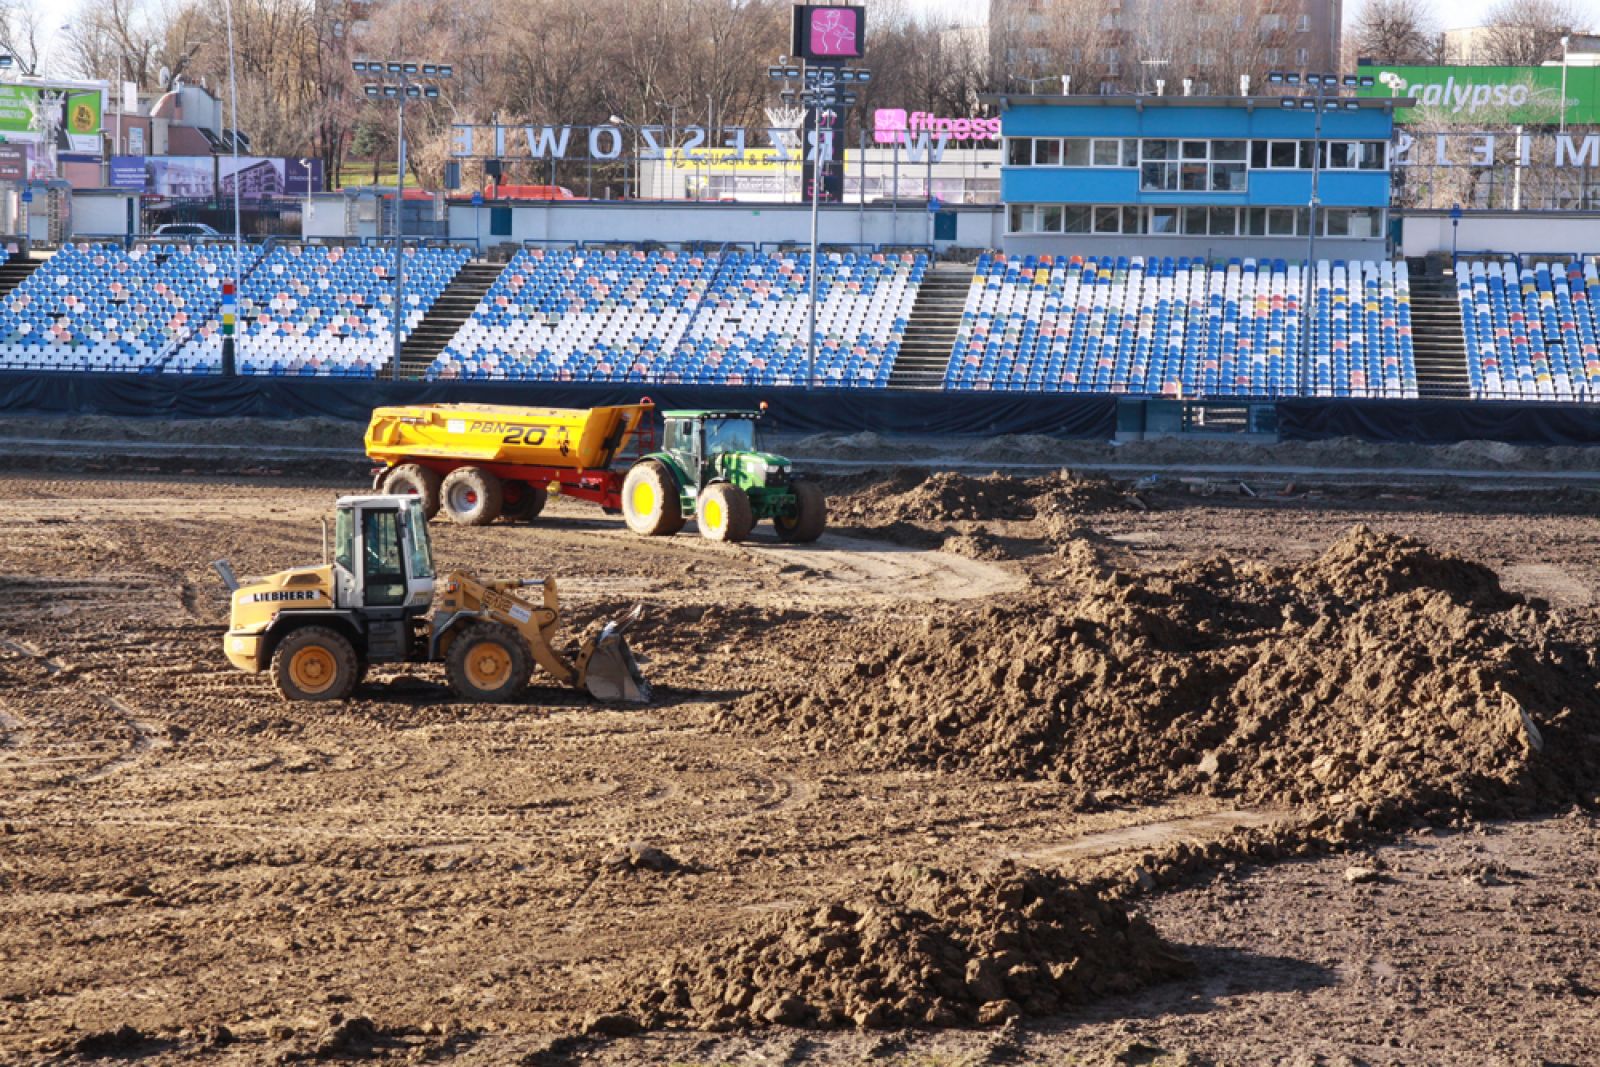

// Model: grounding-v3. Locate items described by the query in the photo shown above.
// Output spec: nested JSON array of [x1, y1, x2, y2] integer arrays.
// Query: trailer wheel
[[382, 464, 442, 519], [441, 467, 503, 526], [445, 621, 532, 702], [621, 460, 685, 536], [697, 483, 755, 543], [773, 480, 827, 543], [502, 483, 548, 522], [271, 626, 360, 702]]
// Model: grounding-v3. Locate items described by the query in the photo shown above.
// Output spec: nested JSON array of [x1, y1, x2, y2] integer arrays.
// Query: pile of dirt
[[828, 469, 1130, 527], [725, 526, 1600, 822], [601, 862, 1189, 1032]]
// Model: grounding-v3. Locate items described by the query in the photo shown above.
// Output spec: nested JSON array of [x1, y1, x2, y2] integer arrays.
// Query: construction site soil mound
[[827, 469, 1131, 527], [601, 862, 1190, 1033], [727, 527, 1600, 823]]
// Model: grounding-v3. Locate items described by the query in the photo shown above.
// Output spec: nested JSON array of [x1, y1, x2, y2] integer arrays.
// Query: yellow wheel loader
[[214, 494, 649, 704]]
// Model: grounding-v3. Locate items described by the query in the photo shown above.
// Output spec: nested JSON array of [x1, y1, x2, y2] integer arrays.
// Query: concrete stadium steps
[[889, 262, 973, 390], [1406, 256, 1471, 400], [0, 254, 44, 298], [399, 260, 503, 379]]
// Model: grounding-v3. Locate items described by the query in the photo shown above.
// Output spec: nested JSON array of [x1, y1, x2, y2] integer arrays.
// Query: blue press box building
[[987, 93, 1403, 260]]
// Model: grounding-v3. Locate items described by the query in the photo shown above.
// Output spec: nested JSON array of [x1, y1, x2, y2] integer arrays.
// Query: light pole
[[1269, 70, 1375, 395], [1559, 36, 1570, 133], [769, 58, 870, 389], [221, 0, 243, 375], [354, 59, 451, 381]]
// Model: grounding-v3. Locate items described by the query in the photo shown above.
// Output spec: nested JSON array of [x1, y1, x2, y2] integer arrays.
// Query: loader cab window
[[362, 508, 406, 606], [662, 418, 692, 456], [402, 501, 434, 579], [334, 506, 355, 573]]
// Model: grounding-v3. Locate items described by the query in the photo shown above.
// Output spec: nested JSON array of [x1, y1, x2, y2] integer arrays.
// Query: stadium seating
[[0, 242, 258, 374], [175, 243, 470, 377], [1306, 260, 1417, 399], [426, 247, 717, 382], [946, 254, 1308, 397], [1456, 257, 1600, 402], [427, 248, 924, 388]]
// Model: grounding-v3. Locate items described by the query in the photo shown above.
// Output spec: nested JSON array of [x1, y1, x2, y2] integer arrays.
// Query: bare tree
[[0, 0, 46, 76], [1348, 0, 1442, 64], [1478, 0, 1581, 65]]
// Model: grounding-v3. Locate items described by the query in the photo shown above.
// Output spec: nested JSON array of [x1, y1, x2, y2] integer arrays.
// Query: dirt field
[[2, 462, 1599, 1066]]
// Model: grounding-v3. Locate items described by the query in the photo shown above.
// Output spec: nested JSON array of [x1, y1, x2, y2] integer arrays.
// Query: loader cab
[[331, 495, 436, 613]]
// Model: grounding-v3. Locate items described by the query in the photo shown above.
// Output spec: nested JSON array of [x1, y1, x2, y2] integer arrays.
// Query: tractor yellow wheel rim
[[631, 480, 656, 516], [703, 497, 724, 531], [289, 645, 338, 694], [466, 642, 513, 690]]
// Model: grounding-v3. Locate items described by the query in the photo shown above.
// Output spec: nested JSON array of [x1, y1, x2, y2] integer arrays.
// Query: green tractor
[[620, 409, 826, 543]]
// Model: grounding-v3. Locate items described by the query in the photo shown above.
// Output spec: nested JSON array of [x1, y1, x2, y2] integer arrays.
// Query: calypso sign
[[1357, 64, 1600, 125]]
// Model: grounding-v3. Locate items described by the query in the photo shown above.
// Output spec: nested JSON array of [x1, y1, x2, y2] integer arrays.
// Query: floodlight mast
[[1270, 70, 1377, 396], [768, 57, 869, 390], [354, 59, 451, 381]]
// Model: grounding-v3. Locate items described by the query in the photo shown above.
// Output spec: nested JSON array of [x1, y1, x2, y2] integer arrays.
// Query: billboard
[[0, 82, 104, 153], [1356, 64, 1600, 125], [791, 5, 865, 62], [108, 156, 324, 197]]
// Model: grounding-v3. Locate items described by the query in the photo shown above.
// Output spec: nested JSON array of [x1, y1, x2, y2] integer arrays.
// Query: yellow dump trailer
[[365, 401, 654, 525]]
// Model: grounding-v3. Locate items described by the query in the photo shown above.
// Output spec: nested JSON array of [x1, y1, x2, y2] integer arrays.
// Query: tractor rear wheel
[[621, 460, 685, 536], [502, 482, 548, 522], [441, 467, 503, 526], [272, 626, 360, 702], [445, 621, 532, 702], [382, 464, 442, 519], [697, 482, 755, 543], [773, 480, 827, 543]]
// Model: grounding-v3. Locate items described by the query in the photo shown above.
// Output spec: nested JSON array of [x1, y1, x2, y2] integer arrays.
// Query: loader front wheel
[[382, 464, 442, 519], [441, 467, 503, 526], [502, 482, 548, 522], [446, 622, 532, 702], [773, 480, 827, 543], [272, 626, 360, 702], [697, 482, 755, 543], [622, 461, 685, 537]]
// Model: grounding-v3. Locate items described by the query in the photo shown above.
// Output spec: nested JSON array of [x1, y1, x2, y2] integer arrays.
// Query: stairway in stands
[[888, 261, 973, 390], [397, 259, 504, 379], [1406, 255, 1471, 400], [0, 253, 43, 298]]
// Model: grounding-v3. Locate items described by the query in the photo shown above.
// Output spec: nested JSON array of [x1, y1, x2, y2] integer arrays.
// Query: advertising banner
[[0, 146, 25, 181], [1357, 64, 1600, 125], [109, 155, 146, 189], [0, 82, 105, 153]]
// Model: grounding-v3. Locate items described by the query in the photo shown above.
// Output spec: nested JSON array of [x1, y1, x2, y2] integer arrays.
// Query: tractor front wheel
[[773, 480, 827, 543], [271, 626, 360, 702], [697, 483, 755, 543], [621, 461, 685, 536], [382, 464, 442, 519], [502, 482, 548, 522], [441, 467, 504, 526], [445, 621, 533, 702]]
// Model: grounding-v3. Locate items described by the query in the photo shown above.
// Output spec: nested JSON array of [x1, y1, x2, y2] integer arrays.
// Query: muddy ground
[[2, 458, 1599, 1066]]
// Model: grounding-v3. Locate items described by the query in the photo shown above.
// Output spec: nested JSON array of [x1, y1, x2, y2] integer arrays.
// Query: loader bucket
[[581, 606, 651, 703]]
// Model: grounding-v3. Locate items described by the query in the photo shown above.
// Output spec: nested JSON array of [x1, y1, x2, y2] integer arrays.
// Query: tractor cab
[[658, 409, 791, 493]]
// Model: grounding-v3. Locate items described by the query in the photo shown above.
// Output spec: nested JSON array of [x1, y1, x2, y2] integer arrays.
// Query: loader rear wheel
[[382, 464, 442, 519], [622, 460, 685, 537], [441, 467, 503, 526], [446, 622, 532, 702], [697, 482, 755, 543], [272, 626, 359, 702], [502, 482, 548, 522], [773, 480, 827, 543]]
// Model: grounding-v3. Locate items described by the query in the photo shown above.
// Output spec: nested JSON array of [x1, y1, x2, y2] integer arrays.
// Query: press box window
[[1007, 138, 1032, 166]]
